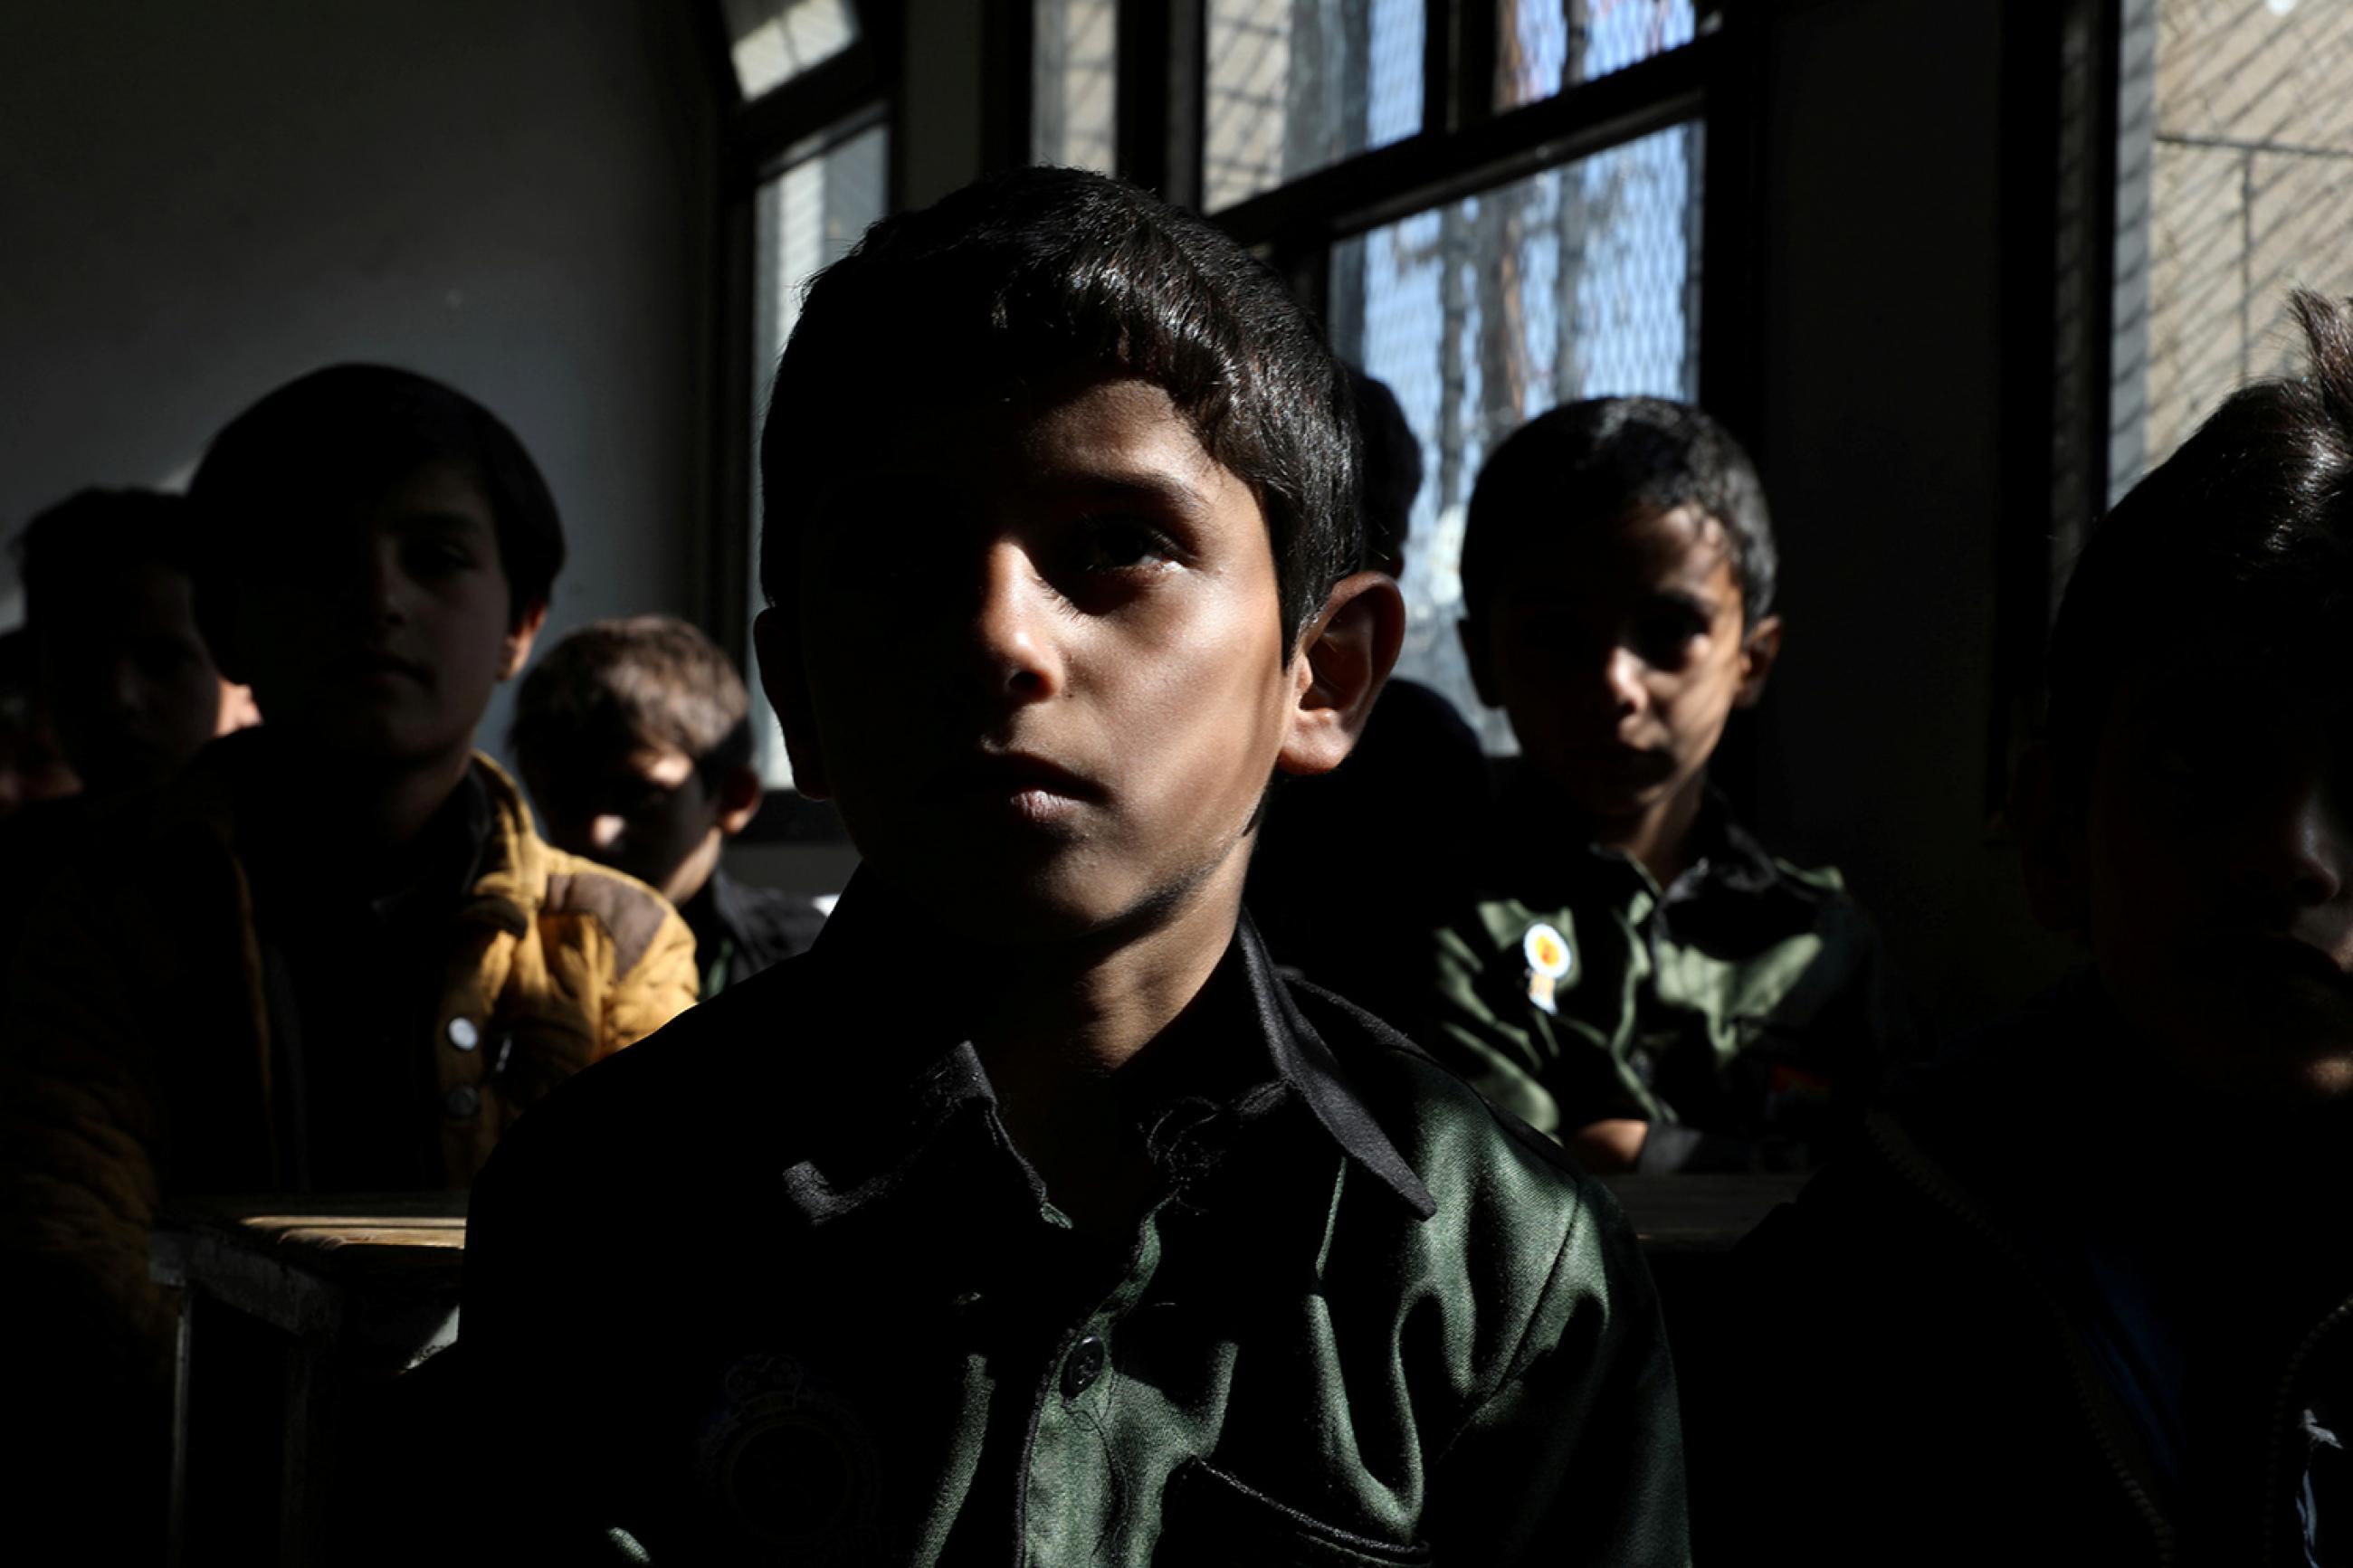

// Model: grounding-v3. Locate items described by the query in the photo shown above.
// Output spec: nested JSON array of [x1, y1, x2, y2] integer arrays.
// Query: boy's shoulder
[[1283, 975, 1633, 1242]]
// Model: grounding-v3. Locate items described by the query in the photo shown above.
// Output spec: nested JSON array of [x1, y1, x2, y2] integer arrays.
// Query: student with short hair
[[512, 613, 826, 994], [463, 167, 1687, 1565], [0, 366, 698, 1548], [14, 487, 258, 800], [1424, 398, 1910, 1173], [1715, 291, 2353, 1564]]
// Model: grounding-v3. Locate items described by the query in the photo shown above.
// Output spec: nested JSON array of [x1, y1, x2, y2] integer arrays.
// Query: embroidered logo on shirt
[[1522, 922, 1573, 1016], [698, 1351, 884, 1554]]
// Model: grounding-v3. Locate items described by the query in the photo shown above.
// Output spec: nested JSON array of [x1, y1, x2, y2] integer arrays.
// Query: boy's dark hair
[[2046, 289, 2353, 802], [1460, 396, 1776, 623], [1349, 368, 1423, 572], [510, 615, 754, 788], [759, 166, 1361, 650], [15, 489, 197, 638], [187, 364, 565, 624]]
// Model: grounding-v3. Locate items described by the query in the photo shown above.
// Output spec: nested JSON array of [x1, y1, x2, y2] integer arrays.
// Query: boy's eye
[[1629, 604, 1708, 669], [1073, 517, 1178, 574]]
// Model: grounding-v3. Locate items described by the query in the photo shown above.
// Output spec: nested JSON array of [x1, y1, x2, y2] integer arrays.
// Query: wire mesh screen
[[1203, 0, 1424, 211], [1329, 122, 1704, 751], [1498, 0, 1702, 110], [2110, 0, 2353, 504], [748, 126, 889, 787], [1035, 0, 1119, 172], [719, 0, 860, 101]]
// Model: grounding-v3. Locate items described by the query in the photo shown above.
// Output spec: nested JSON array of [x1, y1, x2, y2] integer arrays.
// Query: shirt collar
[[777, 871, 1434, 1229]]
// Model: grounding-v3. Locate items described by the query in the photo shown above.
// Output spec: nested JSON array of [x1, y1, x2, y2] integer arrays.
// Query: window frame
[[698, 0, 901, 841], [1019, 1, 1770, 778]]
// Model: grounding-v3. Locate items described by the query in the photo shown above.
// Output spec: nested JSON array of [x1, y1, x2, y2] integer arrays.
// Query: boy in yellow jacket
[[0, 365, 697, 1551]]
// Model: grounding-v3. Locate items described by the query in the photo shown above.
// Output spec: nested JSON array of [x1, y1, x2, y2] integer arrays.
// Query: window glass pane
[[749, 124, 888, 788], [1204, 0, 1424, 211], [2108, 0, 2353, 503], [1035, 0, 1119, 171], [719, 0, 860, 102], [1498, 1, 1702, 111], [1329, 122, 1703, 751]]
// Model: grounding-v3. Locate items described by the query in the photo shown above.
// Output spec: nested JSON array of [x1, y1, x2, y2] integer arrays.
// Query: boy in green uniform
[[462, 168, 1688, 1564], [1425, 398, 1908, 1172], [1715, 290, 2353, 1563]]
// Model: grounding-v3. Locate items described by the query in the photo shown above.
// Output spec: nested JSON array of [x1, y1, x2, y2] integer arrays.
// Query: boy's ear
[[2011, 740, 2089, 932], [1276, 571, 1406, 778], [1458, 614, 1500, 708], [717, 762, 766, 834], [752, 605, 831, 800], [1734, 613, 1784, 709], [499, 599, 550, 681]]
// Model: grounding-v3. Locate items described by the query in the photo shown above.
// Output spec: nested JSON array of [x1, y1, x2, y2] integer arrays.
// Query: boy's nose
[[2230, 770, 2350, 913], [588, 813, 627, 852], [967, 539, 1064, 703], [1604, 646, 1648, 716]]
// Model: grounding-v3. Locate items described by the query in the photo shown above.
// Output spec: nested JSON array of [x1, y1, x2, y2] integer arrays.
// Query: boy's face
[[1466, 503, 1777, 824], [224, 462, 543, 766], [2068, 649, 2353, 1102], [40, 560, 234, 795], [759, 376, 1339, 944], [529, 742, 757, 908]]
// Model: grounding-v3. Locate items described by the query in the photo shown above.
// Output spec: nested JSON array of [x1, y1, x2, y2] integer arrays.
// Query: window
[[746, 123, 890, 788], [1035, 0, 1120, 172], [1202, 0, 1424, 210], [1034, 1, 1727, 749], [2108, 0, 2353, 503], [1497, 0, 1699, 109], [719, 0, 861, 101], [1330, 123, 1702, 748]]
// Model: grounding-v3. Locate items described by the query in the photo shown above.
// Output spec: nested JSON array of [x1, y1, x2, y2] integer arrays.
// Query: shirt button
[[446, 1018, 480, 1051], [443, 1086, 481, 1119], [1062, 1335, 1107, 1399]]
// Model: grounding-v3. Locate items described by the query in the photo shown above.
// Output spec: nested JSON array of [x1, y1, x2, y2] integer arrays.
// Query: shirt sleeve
[[1423, 1178, 1692, 1566]]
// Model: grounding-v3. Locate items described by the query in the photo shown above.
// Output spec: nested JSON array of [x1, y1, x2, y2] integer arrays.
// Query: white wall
[[0, 0, 719, 761]]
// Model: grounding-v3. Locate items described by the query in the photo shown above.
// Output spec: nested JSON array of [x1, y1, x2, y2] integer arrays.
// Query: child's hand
[[1567, 1117, 1648, 1173]]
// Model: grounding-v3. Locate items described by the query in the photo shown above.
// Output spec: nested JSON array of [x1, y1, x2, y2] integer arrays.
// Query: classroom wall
[[1749, 0, 2076, 1031], [0, 0, 719, 765]]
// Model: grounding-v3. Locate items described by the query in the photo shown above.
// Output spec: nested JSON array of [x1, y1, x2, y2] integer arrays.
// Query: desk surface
[[160, 1173, 1808, 1281], [160, 1193, 469, 1289]]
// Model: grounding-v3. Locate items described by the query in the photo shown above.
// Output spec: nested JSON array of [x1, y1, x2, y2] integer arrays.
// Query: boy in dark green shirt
[[1425, 399, 1909, 1172], [462, 169, 1687, 1564]]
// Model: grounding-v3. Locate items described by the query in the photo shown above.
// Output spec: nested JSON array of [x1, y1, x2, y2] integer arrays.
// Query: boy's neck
[[1585, 768, 1710, 887], [255, 730, 479, 861], [965, 855, 1249, 1238], [971, 861, 1243, 1079]]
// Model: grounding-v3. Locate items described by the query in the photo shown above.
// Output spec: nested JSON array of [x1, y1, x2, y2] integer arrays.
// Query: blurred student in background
[[513, 613, 826, 996], [0, 628, 78, 822], [13, 487, 258, 803], [0, 365, 696, 1556]]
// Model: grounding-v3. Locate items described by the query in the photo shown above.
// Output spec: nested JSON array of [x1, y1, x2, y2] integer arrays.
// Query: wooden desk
[[150, 1193, 467, 1568]]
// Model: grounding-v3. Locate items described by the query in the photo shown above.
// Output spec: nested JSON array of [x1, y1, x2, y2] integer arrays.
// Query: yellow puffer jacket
[[0, 741, 698, 1404]]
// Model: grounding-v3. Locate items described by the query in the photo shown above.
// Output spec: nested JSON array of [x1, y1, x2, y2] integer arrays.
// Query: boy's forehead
[[1499, 504, 1738, 597], [824, 375, 1243, 508]]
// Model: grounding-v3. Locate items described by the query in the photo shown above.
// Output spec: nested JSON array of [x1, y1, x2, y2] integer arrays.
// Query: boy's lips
[[921, 750, 1104, 825], [330, 649, 432, 684]]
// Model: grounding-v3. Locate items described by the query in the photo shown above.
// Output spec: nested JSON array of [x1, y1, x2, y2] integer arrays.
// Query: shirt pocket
[[1155, 1457, 1433, 1567]]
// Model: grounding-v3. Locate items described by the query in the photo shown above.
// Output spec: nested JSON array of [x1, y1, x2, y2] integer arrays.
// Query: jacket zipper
[[1864, 1112, 2177, 1566], [2261, 1295, 2353, 1566]]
